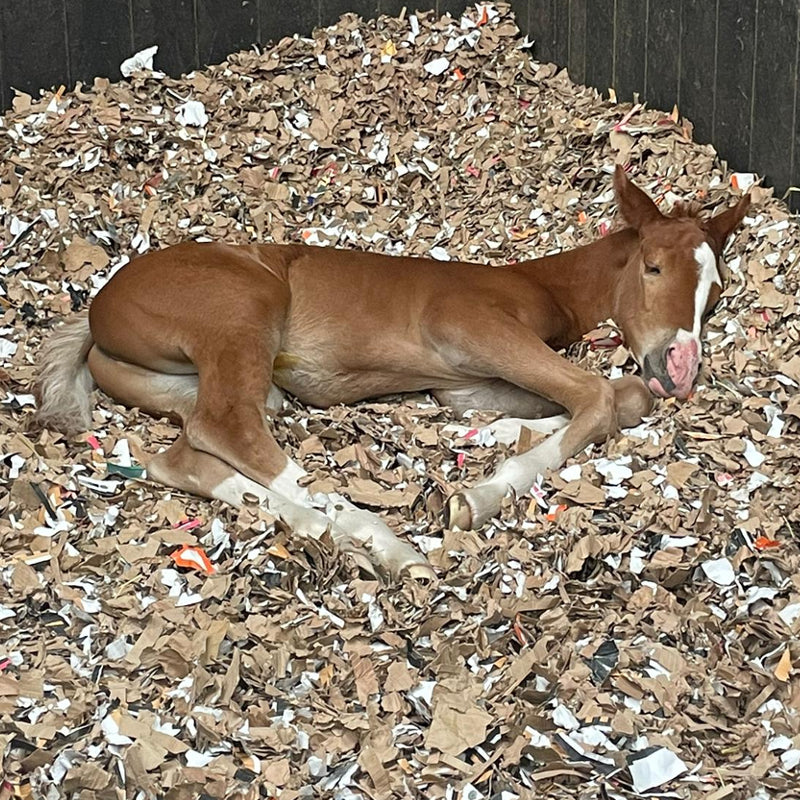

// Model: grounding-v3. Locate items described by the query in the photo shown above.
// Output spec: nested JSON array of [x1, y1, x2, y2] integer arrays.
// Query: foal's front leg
[[432, 318, 653, 530]]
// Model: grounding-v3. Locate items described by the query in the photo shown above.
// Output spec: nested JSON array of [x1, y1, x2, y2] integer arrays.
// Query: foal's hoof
[[446, 492, 474, 531], [404, 562, 437, 583]]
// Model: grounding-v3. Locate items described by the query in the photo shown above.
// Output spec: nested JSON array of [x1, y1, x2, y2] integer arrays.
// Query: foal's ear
[[703, 195, 751, 255], [613, 165, 662, 230]]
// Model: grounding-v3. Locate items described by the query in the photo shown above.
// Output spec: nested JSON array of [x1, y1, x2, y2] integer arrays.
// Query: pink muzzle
[[647, 337, 700, 400]]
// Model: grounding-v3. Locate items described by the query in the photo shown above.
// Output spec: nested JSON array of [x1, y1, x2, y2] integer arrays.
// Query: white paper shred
[[0, 338, 18, 359], [742, 437, 766, 468], [552, 703, 580, 731], [175, 99, 209, 128], [782, 749, 800, 770], [778, 603, 800, 627], [628, 747, 688, 792], [424, 56, 450, 75], [120, 45, 160, 77], [731, 172, 756, 192], [559, 464, 582, 482], [702, 557, 736, 586], [592, 455, 633, 484]]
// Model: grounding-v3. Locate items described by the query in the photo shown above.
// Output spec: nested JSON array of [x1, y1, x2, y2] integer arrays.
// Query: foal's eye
[[644, 262, 661, 276]]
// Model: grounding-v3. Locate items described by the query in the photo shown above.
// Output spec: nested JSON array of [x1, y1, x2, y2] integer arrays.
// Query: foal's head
[[612, 166, 750, 399]]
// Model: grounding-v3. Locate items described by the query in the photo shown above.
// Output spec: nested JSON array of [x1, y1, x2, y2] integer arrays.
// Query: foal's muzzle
[[642, 336, 699, 400]]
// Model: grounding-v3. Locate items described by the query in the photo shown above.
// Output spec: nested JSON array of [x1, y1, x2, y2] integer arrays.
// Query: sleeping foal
[[37, 167, 749, 579]]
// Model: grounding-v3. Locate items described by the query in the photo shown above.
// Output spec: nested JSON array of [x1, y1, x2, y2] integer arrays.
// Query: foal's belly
[[272, 354, 439, 407], [275, 312, 465, 407]]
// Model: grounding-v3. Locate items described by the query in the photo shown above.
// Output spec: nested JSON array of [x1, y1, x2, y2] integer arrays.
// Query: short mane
[[666, 200, 703, 219]]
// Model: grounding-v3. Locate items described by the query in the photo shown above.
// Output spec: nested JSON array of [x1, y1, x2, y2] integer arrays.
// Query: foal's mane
[[609, 199, 706, 234], [666, 200, 703, 219]]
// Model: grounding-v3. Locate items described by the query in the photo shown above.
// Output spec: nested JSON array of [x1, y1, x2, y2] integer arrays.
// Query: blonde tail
[[35, 314, 95, 434]]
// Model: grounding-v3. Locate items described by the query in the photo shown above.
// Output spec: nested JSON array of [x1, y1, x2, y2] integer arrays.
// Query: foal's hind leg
[[88, 345, 286, 422], [89, 344, 432, 579]]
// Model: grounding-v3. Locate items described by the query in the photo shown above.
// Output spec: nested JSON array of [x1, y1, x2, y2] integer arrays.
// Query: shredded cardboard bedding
[[1, 3, 799, 798]]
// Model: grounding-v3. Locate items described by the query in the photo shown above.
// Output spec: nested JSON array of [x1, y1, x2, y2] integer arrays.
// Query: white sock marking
[[269, 460, 312, 505], [461, 427, 569, 524], [486, 415, 571, 445], [488, 426, 568, 495], [211, 464, 428, 573]]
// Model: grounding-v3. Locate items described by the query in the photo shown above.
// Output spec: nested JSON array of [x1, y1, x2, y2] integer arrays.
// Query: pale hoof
[[404, 562, 437, 582], [446, 491, 475, 531]]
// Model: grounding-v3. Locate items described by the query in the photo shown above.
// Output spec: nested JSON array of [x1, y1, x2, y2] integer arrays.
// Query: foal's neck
[[512, 228, 638, 345]]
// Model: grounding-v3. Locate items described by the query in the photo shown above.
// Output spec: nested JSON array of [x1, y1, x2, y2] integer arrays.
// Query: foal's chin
[[647, 375, 692, 401]]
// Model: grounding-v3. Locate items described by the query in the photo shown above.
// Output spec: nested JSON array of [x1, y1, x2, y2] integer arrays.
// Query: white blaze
[[675, 242, 720, 353]]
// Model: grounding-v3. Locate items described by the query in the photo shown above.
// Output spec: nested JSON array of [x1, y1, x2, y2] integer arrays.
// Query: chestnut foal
[[37, 167, 749, 579]]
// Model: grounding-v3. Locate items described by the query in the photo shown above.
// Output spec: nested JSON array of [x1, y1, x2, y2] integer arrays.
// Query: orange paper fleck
[[267, 543, 291, 559], [171, 544, 215, 575], [546, 504, 568, 522], [477, 6, 489, 26], [453, 67, 465, 81]]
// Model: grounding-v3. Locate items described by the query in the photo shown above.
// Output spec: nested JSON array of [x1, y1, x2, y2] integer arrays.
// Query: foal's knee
[[611, 376, 653, 428]]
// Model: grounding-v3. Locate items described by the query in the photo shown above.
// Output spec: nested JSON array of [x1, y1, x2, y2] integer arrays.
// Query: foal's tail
[[35, 314, 95, 434]]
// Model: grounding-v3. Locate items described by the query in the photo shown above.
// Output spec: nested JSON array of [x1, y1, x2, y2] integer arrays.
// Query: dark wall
[[517, 0, 800, 211], [1, 0, 799, 209]]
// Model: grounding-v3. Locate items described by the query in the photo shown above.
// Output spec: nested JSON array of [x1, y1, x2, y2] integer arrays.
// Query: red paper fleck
[[513, 615, 529, 646], [172, 518, 202, 531], [754, 536, 781, 551], [715, 472, 734, 487]]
